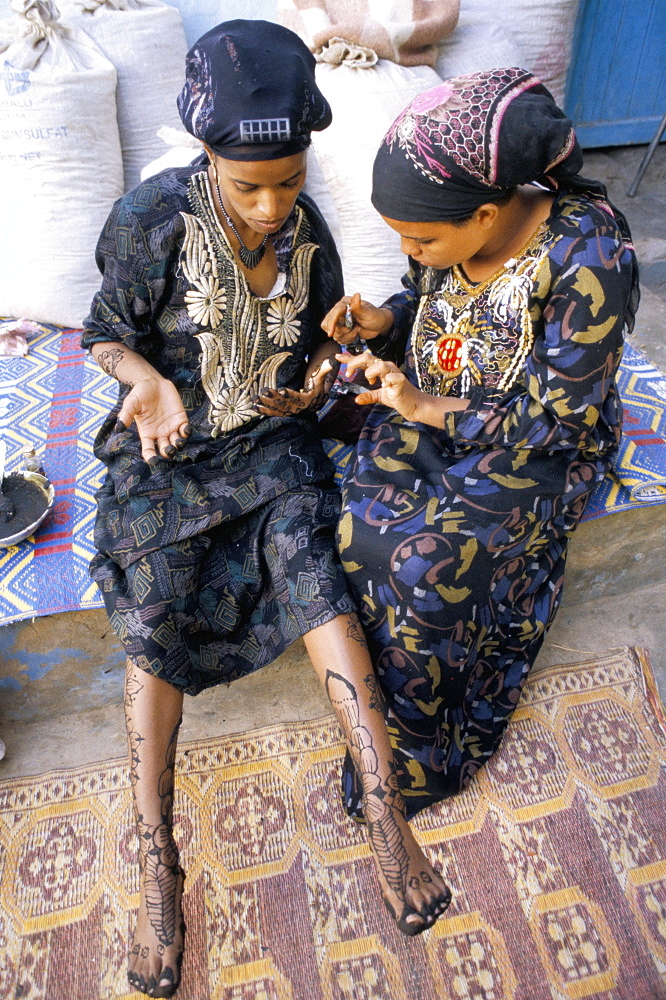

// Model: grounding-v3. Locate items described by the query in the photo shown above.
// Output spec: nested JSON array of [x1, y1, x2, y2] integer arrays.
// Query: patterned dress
[[338, 193, 636, 819], [82, 162, 355, 695]]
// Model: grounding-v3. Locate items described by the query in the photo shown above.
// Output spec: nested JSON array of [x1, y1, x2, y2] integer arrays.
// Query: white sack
[[302, 144, 343, 259], [0, 0, 124, 327], [60, 0, 188, 191], [139, 124, 199, 181], [312, 59, 441, 306], [156, 0, 277, 48], [468, 0, 580, 106], [436, 7, 526, 81]]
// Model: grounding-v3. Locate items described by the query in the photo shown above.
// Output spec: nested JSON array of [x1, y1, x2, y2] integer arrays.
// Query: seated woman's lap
[[92, 483, 354, 695]]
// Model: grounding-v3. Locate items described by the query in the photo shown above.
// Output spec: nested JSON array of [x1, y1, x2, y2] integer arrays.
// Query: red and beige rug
[[1, 646, 665, 1000]]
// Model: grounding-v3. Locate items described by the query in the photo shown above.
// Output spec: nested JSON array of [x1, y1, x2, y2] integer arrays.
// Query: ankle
[[137, 818, 178, 849], [361, 774, 407, 820]]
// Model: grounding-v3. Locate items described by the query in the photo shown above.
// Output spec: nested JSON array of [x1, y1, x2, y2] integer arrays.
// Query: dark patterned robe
[[82, 163, 354, 695], [338, 193, 637, 819]]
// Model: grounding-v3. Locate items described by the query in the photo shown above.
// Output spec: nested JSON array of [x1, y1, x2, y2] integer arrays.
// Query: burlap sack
[[0, 0, 124, 327], [61, 0, 188, 191]]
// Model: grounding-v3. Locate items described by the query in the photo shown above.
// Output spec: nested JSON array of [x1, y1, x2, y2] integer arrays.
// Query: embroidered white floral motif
[[266, 298, 301, 347], [209, 386, 257, 432], [182, 174, 319, 435], [184, 274, 227, 327]]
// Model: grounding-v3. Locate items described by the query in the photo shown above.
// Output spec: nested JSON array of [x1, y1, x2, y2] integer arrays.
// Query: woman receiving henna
[[82, 20, 450, 1000]]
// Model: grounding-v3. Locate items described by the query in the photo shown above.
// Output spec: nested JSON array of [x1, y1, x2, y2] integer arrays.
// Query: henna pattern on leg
[[125, 670, 145, 789], [125, 665, 185, 998], [125, 670, 145, 708], [137, 721, 182, 949], [345, 612, 368, 647], [128, 728, 145, 789], [325, 667, 451, 936], [363, 673, 383, 712]]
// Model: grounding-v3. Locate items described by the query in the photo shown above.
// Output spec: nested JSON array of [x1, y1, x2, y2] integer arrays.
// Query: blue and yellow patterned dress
[[338, 192, 637, 819], [82, 162, 355, 695]]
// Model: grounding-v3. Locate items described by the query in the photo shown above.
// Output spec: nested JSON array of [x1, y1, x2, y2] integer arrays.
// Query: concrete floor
[[1, 143, 665, 780]]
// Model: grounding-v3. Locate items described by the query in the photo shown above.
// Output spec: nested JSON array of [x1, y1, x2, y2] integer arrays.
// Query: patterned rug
[[1, 328, 665, 624], [583, 342, 666, 519], [1, 646, 665, 1000]]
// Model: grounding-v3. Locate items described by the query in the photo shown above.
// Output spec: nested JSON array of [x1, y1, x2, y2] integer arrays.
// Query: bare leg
[[124, 658, 186, 998], [303, 614, 451, 935]]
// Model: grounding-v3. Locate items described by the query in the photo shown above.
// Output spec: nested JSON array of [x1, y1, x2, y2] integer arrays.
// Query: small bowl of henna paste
[[0, 471, 55, 547]]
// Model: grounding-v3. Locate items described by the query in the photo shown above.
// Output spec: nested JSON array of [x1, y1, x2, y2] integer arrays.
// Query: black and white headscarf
[[177, 19, 332, 161]]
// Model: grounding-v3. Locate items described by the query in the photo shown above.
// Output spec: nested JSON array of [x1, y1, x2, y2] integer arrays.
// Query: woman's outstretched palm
[[117, 377, 191, 464]]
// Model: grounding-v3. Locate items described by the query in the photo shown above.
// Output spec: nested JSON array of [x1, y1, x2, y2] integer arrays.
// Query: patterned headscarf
[[177, 19, 332, 161], [372, 66, 639, 332], [372, 68, 597, 222]]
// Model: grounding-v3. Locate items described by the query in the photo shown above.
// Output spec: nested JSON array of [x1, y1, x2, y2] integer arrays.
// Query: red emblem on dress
[[436, 334, 464, 374]]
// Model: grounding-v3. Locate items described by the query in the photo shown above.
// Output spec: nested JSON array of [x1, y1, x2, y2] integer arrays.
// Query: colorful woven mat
[[583, 342, 666, 520], [0, 323, 115, 624], [0, 326, 665, 625], [0, 646, 664, 999]]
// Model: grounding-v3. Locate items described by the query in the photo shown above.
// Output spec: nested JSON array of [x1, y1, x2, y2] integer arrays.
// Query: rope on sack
[[314, 36, 378, 69]]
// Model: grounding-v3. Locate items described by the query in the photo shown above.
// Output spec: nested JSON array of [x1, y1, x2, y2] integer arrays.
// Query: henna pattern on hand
[[259, 388, 310, 416], [98, 347, 134, 387], [259, 356, 341, 416], [304, 356, 340, 412]]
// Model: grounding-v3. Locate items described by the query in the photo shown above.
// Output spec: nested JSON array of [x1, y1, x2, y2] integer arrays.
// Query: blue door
[[564, 0, 666, 148]]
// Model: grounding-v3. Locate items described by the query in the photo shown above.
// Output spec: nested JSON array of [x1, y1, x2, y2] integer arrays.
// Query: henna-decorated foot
[[128, 830, 186, 998], [363, 784, 451, 937]]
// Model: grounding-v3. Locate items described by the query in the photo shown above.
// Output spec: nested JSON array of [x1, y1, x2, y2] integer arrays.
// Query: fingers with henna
[[256, 389, 305, 416]]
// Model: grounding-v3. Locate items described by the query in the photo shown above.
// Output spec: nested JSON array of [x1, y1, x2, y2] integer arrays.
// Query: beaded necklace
[[214, 183, 269, 269]]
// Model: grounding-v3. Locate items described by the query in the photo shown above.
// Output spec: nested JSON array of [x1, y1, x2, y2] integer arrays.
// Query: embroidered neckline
[[413, 221, 555, 398], [181, 171, 319, 437], [194, 170, 304, 303], [448, 221, 549, 305]]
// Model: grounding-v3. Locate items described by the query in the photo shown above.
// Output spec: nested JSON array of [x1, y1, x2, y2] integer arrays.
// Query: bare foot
[[128, 824, 186, 998], [363, 780, 451, 936]]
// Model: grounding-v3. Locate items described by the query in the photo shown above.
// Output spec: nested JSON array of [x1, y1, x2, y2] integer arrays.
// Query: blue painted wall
[[565, 0, 666, 148]]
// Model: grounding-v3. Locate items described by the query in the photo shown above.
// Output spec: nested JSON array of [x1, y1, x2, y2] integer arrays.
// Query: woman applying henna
[[323, 69, 638, 824], [82, 21, 451, 999]]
